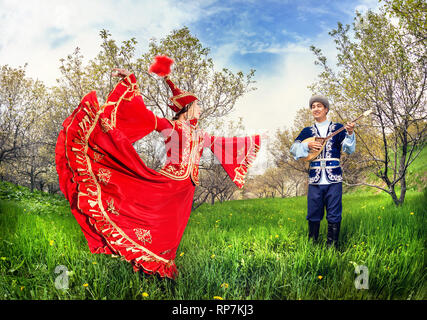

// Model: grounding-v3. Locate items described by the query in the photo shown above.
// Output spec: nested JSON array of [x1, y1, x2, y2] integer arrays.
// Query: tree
[[0, 65, 36, 165], [244, 173, 276, 198], [261, 167, 295, 198], [382, 0, 427, 49], [0, 65, 53, 190], [16, 96, 57, 192], [310, 4, 426, 206]]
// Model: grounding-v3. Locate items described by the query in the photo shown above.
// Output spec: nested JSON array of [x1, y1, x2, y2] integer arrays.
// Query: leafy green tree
[[382, 0, 426, 49]]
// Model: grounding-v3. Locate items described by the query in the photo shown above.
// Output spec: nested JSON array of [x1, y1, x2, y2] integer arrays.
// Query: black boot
[[327, 221, 341, 248], [308, 221, 320, 242]]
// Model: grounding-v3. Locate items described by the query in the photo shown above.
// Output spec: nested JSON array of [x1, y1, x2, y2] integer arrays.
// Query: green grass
[[406, 146, 427, 191], [0, 181, 426, 300]]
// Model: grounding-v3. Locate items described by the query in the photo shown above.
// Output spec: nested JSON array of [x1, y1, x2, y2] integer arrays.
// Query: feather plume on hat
[[148, 55, 174, 77], [149, 55, 198, 113]]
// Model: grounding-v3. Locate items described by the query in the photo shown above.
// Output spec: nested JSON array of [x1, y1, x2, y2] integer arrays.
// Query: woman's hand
[[112, 68, 131, 78]]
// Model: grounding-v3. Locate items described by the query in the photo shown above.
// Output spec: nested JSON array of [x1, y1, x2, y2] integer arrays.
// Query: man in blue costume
[[290, 95, 356, 248]]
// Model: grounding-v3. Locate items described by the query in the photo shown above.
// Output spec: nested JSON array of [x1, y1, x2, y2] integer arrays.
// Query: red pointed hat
[[149, 55, 198, 113]]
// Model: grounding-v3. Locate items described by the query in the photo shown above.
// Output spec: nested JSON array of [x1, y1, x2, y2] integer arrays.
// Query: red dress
[[55, 74, 261, 279]]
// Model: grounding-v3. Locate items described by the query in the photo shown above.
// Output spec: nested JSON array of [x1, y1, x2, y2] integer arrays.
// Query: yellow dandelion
[[92, 261, 97, 265], [410, 212, 414, 215], [180, 252, 185, 257], [1, 257, 6, 261], [381, 206, 385, 210], [228, 244, 232, 248], [211, 254, 216, 259], [83, 283, 89, 287], [318, 275, 323, 280], [20, 286, 25, 291], [221, 283, 229, 289], [213, 296, 223, 300], [49, 240, 54, 246], [142, 292, 149, 298], [275, 235, 279, 238]]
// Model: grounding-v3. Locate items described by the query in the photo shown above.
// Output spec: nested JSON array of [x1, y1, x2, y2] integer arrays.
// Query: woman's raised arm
[[110, 70, 172, 143]]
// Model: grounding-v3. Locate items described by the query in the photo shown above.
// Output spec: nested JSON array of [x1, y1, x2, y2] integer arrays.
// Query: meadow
[[0, 180, 425, 300]]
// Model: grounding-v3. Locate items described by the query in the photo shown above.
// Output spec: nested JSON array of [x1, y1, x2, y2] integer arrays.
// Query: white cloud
[[0, 0, 205, 85]]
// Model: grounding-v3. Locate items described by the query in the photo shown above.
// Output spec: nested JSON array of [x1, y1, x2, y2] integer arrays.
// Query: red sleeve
[[155, 117, 174, 139], [111, 74, 172, 143], [204, 132, 261, 189]]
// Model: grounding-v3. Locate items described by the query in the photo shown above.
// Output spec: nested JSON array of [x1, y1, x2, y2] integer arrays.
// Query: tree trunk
[[30, 167, 35, 193], [398, 128, 408, 206], [398, 175, 407, 206], [389, 186, 401, 206]]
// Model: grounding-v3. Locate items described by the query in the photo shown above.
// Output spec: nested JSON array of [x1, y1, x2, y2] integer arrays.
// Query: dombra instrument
[[301, 109, 373, 162]]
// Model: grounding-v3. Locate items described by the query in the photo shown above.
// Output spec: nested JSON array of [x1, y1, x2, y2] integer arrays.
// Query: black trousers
[[307, 182, 342, 223]]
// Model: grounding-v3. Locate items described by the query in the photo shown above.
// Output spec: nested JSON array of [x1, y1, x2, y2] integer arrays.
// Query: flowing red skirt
[[55, 91, 195, 279]]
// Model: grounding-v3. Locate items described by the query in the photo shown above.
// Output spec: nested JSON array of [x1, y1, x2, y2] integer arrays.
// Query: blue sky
[[186, 0, 374, 73], [0, 0, 378, 81], [0, 0, 379, 170]]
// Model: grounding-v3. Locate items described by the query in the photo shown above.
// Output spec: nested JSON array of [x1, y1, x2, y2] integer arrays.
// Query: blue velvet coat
[[294, 122, 347, 184]]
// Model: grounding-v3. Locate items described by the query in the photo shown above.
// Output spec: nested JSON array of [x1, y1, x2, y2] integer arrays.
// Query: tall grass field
[[0, 179, 425, 300]]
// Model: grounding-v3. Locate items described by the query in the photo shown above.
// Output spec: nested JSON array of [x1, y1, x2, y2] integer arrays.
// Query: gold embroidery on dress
[[100, 117, 114, 133], [134, 228, 152, 244], [106, 198, 119, 216], [93, 151, 104, 163], [232, 136, 261, 187], [233, 169, 246, 186], [159, 121, 192, 178], [97, 168, 112, 185]]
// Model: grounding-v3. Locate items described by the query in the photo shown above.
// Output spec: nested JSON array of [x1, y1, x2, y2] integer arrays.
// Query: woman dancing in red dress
[[55, 56, 261, 279]]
